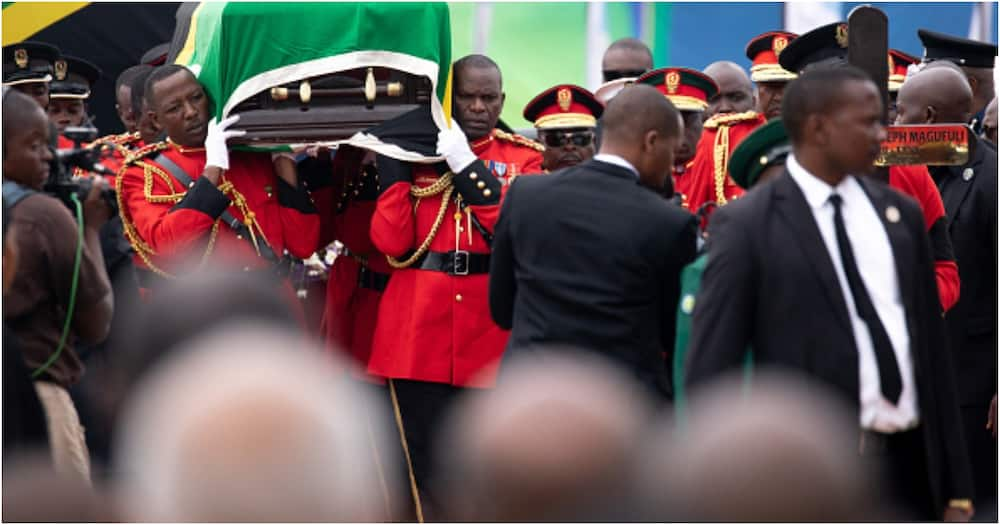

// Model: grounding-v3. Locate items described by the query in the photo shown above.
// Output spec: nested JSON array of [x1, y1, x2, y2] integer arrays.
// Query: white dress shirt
[[593, 153, 639, 178], [786, 154, 918, 432]]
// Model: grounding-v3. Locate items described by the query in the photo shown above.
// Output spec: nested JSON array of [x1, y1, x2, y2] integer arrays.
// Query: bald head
[[602, 38, 653, 81], [703, 61, 755, 117], [600, 84, 682, 190], [436, 350, 653, 521], [895, 66, 973, 125]]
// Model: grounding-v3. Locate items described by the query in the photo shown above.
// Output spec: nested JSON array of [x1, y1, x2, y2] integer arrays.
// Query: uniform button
[[455, 294, 463, 302], [469, 172, 478, 180], [483, 189, 492, 197], [476, 181, 486, 189], [188, 181, 195, 188]]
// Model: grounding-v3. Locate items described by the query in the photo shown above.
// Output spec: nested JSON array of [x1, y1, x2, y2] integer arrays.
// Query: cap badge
[[665, 71, 680, 94], [54, 59, 67, 80], [836, 24, 849, 49], [14, 48, 28, 69], [557, 87, 572, 112], [885, 205, 900, 223], [773, 36, 788, 56]]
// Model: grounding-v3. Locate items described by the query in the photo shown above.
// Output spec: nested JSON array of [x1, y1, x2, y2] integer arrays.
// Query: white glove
[[204, 115, 246, 170], [437, 123, 477, 173]]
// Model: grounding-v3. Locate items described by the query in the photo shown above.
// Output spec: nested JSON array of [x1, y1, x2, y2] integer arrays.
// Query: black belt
[[413, 250, 490, 275], [357, 266, 390, 292]]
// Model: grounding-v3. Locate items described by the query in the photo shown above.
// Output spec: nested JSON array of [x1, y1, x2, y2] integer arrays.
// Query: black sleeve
[[661, 213, 698, 376], [375, 154, 413, 192], [488, 179, 518, 330], [452, 160, 501, 206], [297, 154, 334, 191], [173, 176, 231, 218], [685, 206, 757, 390], [927, 217, 955, 263], [906, 197, 973, 505], [276, 176, 318, 214]]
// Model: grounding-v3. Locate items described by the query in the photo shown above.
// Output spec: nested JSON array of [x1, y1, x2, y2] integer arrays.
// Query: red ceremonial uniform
[[117, 141, 320, 277], [888, 164, 960, 311], [682, 111, 767, 214], [75, 132, 143, 186], [367, 129, 543, 387]]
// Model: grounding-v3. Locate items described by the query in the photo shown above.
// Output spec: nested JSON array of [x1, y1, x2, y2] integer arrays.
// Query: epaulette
[[123, 140, 170, 167], [494, 129, 545, 152], [704, 110, 761, 130]]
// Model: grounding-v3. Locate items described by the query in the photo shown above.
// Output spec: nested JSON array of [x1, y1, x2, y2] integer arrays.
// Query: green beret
[[728, 118, 790, 190]]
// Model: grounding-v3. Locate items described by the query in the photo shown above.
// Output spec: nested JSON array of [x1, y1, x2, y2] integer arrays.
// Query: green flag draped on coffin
[[170, 1, 452, 160]]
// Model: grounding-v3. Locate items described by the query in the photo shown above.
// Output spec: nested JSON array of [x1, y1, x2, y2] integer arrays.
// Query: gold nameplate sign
[[875, 124, 969, 167]]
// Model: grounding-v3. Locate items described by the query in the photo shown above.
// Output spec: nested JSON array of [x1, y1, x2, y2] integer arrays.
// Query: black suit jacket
[[931, 136, 998, 407], [489, 159, 697, 397], [686, 170, 972, 512]]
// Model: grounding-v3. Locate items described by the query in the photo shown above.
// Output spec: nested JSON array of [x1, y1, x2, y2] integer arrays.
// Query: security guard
[[779, 21, 960, 312], [523, 84, 603, 172], [47, 55, 101, 134], [1, 41, 59, 110]]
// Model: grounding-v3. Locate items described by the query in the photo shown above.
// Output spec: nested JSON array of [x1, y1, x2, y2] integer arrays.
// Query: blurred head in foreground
[[113, 323, 394, 522], [435, 348, 655, 521]]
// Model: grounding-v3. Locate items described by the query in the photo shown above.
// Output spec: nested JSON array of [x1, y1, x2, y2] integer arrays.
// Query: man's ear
[[147, 109, 160, 131], [925, 105, 937, 124], [966, 74, 979, 94], [499, 91, 506, 112], [643, 129, 658, 152], [806, 113, 826, 146]]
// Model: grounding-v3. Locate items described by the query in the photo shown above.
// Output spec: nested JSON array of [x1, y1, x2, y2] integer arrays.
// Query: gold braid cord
[[116, 142, 267, 279], [705, 111, 761, 206], [712, 124, 731, 206], [386, 171, 455, 269]]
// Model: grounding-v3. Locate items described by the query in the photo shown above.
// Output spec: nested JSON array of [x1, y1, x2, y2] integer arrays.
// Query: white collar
[[786, 153, 860, 210], [593, 153, 639, 178]]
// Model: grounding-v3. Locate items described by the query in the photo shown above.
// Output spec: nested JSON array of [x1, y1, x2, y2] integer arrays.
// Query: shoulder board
[[123, 140, 170, 167], [704, 110, 761, 130], [494, 129, 545, 152]]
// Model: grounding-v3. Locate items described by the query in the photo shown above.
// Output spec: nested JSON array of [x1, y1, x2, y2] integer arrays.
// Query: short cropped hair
[[782, 65, 875, 144], [143, 64, 193, 110]]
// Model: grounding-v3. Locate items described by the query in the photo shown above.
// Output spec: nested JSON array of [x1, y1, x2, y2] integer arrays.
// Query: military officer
[[116, 65, 320, 304], [366, 53, 543, 519], [1, 41, 59, 110], [673, 118, 791, 424], [745, 31, 799, 120], [523, 84, 603, 172], [779, 21, 960, 312], [47, 56, 101, 139], [638, 67, 765, 216], [917, 28, 998, 135]]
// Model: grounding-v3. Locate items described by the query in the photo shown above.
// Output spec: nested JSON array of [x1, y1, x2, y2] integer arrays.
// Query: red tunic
[[117, 142, 320, 276], [74, 132, 143, 187], [367, 129, 544, 387], [888, 164, 960, 311], [681, 111, 767, 215]]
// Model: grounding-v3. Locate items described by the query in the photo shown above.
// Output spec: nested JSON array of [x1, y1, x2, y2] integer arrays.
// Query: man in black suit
[[686, 66, 973, 521], [896, 64, 998, 517], [489, 84, 697, 400]]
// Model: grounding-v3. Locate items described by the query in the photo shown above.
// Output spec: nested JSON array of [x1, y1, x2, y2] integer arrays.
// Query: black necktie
[[829, 193, 903, 404]]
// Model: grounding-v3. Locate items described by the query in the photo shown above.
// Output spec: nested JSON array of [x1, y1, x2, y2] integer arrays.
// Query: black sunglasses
[[602, 69, 647, 82], [541, 131, 594, 148]]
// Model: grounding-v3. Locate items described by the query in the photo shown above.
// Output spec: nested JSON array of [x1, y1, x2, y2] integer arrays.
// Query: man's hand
[[988, 394, 997, 439], [82, 177, 113, 228], [437, 123, 477, 173], [204, 115, 246, 172]]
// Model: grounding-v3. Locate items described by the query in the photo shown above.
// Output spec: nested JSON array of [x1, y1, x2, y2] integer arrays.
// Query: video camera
[[45, 125, 118, 215]]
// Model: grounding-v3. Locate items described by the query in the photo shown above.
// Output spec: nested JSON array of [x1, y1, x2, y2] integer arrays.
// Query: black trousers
[[865, 427, 936, 520], [961, 405, 998, 522], [389, 378, 466, 519]]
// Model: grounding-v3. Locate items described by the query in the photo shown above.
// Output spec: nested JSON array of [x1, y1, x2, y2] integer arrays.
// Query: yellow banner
[[2, 2, 89, 46]]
